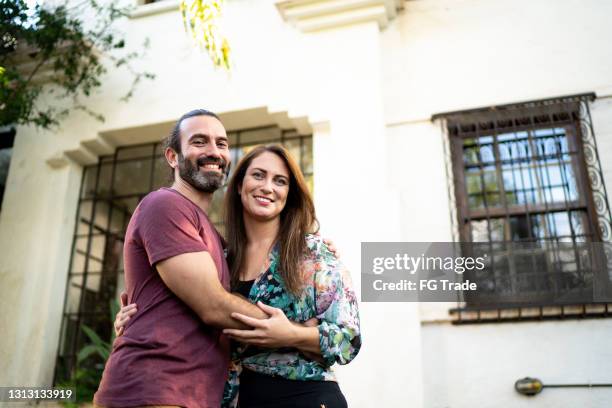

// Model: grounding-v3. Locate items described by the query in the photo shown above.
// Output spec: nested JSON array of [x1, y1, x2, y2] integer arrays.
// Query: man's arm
[[224, 302, 323, 357], [156, 251, 268, 329]]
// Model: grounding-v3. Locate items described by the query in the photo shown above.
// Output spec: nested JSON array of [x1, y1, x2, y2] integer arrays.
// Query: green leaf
[[77, 344, 100, 363], [81, 325, 109, 349]]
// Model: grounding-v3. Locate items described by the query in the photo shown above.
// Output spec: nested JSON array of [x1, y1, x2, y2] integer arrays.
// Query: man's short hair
[[164, 109, 221, 154]]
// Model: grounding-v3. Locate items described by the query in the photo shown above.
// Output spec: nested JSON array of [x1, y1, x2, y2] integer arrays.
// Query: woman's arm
[[224, 238, 361, 365], [311, 238, 361, 366], [223, 302, 319, 351]]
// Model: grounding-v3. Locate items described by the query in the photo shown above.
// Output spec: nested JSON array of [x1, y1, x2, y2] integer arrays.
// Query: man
[[94, 109, 274, 408]]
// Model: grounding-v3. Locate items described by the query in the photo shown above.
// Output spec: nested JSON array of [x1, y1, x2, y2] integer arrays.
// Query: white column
[[276, 1, 424, 406], [0, 125, 82, 387]]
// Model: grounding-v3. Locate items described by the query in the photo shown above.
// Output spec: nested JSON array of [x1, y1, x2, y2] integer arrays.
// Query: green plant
[[0, 0, 154, 129], [58, 298, 120, 406], [56, 367, 103, 408], [78, 324, 112, 362]]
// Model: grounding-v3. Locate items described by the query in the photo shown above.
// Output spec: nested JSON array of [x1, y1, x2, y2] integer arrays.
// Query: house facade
[[1, 0, 612, 407]]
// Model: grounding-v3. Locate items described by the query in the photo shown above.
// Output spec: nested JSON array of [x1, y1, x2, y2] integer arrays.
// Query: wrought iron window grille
[[433, 93, 612, 323]]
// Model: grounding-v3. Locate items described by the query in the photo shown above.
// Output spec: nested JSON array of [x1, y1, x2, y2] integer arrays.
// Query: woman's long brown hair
[[224, 144, 319, 296]]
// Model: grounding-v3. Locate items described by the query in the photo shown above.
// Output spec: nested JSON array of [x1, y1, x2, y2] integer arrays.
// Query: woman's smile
[[254, 195, 274, 206]]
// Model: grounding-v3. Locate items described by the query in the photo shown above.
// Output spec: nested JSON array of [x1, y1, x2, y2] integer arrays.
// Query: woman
[[115, 145, 361, 408]]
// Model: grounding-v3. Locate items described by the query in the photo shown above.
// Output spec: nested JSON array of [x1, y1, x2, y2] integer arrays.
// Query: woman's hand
[[322, 237, 340, 259], [223, 302, 297, 348], [114, 291, 138, 337], [223, 302, 321, 355]]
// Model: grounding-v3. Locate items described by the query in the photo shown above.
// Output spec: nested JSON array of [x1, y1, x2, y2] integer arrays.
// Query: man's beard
[[177, 154, 228, 193]]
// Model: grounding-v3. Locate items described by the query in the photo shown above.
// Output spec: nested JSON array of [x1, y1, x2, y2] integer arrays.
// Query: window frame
[[433, 93, 612, 322], [449, 118, 599, 244]]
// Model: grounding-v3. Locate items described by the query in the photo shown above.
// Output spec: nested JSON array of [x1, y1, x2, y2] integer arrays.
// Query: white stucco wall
[[382, 0, 612, 122], [382, 1, 612, 407], [422, 320, 612, 408]]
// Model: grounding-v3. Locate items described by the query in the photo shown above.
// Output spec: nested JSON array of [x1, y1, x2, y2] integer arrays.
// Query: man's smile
[[196, 156, 226, 173], [201, 163, 222, 171]]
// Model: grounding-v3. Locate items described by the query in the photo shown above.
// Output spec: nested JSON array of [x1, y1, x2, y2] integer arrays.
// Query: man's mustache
[[196, 156, 228, 169]]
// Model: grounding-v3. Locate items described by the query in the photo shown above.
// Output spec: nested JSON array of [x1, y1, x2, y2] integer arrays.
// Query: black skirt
[[238, 369, 348, 408]]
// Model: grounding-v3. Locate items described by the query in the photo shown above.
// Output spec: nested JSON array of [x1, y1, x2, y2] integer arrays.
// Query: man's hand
[[298, 317, 325, 363]]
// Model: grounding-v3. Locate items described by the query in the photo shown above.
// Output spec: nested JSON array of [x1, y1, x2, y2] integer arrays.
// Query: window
[[435, 93, 612, 321], [54, 126, 313, 384], [131, 0, 179, 18], [0, 127, 16, 213]]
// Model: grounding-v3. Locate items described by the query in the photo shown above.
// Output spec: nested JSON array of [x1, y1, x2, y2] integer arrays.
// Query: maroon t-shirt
[[94, 188, 230, 408]]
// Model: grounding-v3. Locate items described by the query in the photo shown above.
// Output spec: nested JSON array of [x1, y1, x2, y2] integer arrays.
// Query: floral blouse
[[221, 234, 361, 407]]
